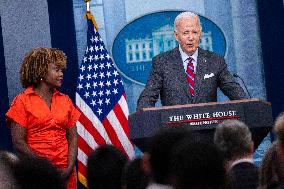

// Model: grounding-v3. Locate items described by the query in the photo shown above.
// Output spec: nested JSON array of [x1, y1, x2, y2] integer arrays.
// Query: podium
[[129, 99, 273, 152]]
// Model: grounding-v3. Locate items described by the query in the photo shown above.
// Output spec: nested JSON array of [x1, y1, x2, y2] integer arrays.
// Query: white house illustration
[[125, 24, 213, 63]]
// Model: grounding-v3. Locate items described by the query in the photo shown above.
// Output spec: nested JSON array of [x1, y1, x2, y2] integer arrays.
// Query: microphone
[[233, 73, 252, 98]]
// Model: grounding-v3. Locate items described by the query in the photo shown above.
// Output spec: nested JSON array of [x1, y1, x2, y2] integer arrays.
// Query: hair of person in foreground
[[12, 154, 65, 189], [0, 150, 19, 189], [122, 156, 150, 189], [148, 125, 194, 185], [87, 144, 128, 189], [170, 137, 227, 189], [259, 112, 284, 189], [213, 119, 254, 166]]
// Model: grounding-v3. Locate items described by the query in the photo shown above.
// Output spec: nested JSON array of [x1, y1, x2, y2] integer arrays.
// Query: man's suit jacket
[[137, 47, 247, 109], [228, 162, 259, 189]]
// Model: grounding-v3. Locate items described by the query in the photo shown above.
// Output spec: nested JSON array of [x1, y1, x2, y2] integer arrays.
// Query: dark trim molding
[[0, 16, 12, 150], [257, 0, 284, 118], [47, 0, 79, 102]]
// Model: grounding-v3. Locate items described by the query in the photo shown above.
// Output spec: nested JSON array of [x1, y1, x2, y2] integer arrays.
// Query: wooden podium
[[129, 99, 273, 152]]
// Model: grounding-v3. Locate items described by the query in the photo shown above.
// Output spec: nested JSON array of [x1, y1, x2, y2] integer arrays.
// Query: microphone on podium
[[233, 73, 252, 98]]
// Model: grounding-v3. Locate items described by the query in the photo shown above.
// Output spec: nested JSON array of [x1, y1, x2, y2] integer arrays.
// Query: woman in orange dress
[[6, 47, 80, 189]]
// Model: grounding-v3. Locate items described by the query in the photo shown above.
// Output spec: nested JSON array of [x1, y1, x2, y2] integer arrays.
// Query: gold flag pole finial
[[84, 0, 99, 31], [84, 0, 90, 12]]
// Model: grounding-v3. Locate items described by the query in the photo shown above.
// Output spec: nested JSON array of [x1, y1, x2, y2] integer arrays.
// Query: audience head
[[148, 125, 193, 185], [87, 144, 128, 189], [214, 119, 253, 162], [20, 47, 67, 88], [274, 112, 284, 144], [259, 144, 284, 189], [273, 113, 284, 165], [259, 113, 284, 189], [0, 150, 19, 189], [170, 137, 226, 189], [12, 154, 65, 189], [122, 157, 150, 189]]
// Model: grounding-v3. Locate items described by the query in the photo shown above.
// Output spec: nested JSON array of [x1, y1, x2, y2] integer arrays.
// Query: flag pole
[[76, 1, 135, 187]]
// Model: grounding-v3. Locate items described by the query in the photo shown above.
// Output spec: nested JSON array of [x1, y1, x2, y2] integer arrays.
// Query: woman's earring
[[40, 78, 43, 81]]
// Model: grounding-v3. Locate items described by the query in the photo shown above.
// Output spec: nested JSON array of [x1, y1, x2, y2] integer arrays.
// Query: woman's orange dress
[[6, 87, 80, 189]]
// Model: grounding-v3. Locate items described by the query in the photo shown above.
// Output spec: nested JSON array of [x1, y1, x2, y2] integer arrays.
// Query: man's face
[[174, 16, 202, 56]]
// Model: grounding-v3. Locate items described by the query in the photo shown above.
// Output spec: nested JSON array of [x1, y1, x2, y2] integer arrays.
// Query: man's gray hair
[[214, 119, 252, 160], [174, 11, 202, 31]]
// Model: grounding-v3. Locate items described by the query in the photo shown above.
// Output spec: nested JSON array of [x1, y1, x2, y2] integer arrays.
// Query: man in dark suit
[[137, 11, 247, 109], [214, 119, 259, 189]]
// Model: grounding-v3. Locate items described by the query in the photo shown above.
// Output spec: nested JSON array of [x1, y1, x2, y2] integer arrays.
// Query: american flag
[[76, 12, 135, 187]]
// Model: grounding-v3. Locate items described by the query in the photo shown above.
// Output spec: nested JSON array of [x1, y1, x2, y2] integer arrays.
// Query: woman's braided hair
[[20, 47, 67, 88]]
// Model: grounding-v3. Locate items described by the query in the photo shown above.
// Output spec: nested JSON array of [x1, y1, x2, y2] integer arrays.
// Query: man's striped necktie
[[185, 57, 195, 96]]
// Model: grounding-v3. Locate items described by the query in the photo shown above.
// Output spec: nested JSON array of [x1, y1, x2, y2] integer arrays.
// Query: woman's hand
[[61, 167, 73, 181]]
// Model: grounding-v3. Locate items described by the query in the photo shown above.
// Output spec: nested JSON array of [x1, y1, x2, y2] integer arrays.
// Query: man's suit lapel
[[169, 47, 192, 101]]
